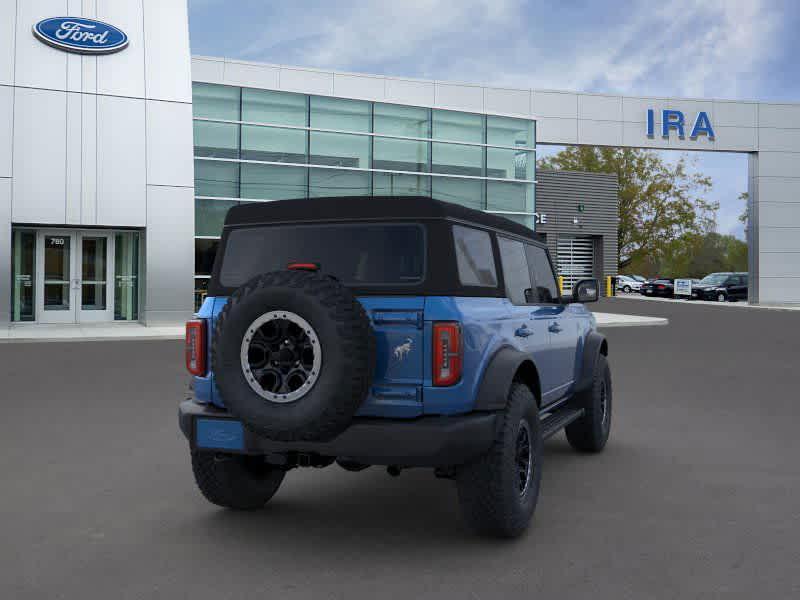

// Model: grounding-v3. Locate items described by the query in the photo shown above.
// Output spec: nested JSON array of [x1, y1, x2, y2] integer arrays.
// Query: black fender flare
[[574, 331, 608, 393], [473, 346, 541, 411]]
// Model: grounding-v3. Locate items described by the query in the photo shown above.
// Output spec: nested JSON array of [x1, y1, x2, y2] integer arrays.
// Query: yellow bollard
[[558, 276, 564, 295], [606, 276, 613, 297]]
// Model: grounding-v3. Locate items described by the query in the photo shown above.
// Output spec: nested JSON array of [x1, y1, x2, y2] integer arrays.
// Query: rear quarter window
[[452, 225, 498, 287]]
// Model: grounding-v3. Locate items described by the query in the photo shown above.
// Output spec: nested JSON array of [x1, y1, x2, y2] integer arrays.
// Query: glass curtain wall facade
[[192, 82, 536, 306]]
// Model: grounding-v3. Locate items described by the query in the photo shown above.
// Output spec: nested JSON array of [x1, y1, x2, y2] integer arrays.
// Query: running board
[[540, 406, 584, 439]]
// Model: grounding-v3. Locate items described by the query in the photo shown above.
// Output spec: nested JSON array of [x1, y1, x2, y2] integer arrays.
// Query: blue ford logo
[[33, 17, 128, 55]]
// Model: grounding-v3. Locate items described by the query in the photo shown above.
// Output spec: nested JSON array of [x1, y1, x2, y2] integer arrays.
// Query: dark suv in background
[[691, 273, 749, 302]]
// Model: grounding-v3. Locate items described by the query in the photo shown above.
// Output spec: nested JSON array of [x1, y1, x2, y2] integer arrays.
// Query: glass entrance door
[[37, 232, 75, 323], [35, 231, 114, 323], [78, 232, 113, 322]]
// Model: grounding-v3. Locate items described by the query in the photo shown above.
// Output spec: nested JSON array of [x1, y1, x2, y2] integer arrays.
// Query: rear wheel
[[456, 383, 542, 538], [191, 451, 285, 510]]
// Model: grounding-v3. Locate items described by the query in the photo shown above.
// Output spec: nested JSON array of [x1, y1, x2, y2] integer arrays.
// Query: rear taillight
[[657, 284, 665, 290], [185, 319, 207, 376], [433, 322, 462, 386]]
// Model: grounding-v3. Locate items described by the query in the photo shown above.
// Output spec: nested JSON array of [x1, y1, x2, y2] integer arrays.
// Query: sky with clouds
[[188, 0, 800, 239]]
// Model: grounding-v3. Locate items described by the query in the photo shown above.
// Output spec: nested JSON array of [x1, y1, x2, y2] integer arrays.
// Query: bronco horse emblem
[[393, 338, 413, 361]]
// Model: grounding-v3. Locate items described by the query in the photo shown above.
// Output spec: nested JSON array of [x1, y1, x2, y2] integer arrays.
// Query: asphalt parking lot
[[2, 298, 800, 599]]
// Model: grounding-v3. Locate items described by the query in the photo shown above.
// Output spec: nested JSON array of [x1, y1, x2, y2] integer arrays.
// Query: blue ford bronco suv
[[180, 196, 611, 537]]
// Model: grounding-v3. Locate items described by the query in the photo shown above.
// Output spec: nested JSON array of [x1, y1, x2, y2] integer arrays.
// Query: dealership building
[[2, 1, 800, 328]]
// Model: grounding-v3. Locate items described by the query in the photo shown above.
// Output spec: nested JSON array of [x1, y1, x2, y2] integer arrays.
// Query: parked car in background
[[616, 275, 643, 293], [691, 272, 749, 302], [640, 279, 674, 298]]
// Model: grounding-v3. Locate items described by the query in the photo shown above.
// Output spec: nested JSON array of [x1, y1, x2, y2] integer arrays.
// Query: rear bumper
[[179, 400, 498, 467]]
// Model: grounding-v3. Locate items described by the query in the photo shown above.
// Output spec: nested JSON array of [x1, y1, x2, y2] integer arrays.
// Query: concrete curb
[[593, 312, 669, 328]]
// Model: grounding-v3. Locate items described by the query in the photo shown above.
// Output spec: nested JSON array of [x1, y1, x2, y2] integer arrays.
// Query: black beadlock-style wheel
[[456, 383, 542, 538], [212, 270, 376, 442], [191, 451, 285, 510], [565, 354, 612, 452]]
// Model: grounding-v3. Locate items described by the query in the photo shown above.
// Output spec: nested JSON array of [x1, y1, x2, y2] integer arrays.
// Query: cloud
[[222, 0, 782, 100]]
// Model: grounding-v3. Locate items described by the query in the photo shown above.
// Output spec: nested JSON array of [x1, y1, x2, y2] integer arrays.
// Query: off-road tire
[[213, 271, 375, 442], [456, 383, 542, 538], [565, 354, 612, 452], [191, 451, 285, 510]]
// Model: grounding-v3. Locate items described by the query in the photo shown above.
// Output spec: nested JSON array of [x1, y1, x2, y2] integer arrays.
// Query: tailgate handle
[[372, 310, 423, 329]]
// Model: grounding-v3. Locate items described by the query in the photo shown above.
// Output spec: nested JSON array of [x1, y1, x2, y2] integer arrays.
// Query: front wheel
[[191, 451, 285, 510], [456, 383, 542, 538], [565, 354, 612, 452], [623, 285, 632, 293], [717, 292, 727, 302]]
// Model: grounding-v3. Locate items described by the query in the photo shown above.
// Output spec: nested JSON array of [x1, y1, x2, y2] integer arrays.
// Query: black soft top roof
[[224, 196, 541, 241]]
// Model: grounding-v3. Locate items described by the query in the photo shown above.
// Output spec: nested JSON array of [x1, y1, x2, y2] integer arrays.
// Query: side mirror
[[571, 278, 599, 303]]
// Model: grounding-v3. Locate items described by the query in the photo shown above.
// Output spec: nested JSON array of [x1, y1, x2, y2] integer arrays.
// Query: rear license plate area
[[195, 418, 245, 451]]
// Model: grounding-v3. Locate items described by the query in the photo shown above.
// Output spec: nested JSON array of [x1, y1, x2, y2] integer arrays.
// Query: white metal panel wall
[[96, 0, 146, 98], [142, 0, 192, 103], [65, 91, 82, 223], [144, 185, 194, 324], [0, 178, 10, 323], [11, 87, 67, 224], [96, 95, 147, 226], [14, 0, 69, 90], [146, 100, 194, 187], [0, 0, 15, 86], [0, 85, 12, 178]]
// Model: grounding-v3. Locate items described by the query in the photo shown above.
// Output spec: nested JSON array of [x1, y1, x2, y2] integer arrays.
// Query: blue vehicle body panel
[[192, 294, 596, 416]]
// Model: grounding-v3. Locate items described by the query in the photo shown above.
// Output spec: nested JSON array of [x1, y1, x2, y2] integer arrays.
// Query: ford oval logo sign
[[33, 17, 128, 55]]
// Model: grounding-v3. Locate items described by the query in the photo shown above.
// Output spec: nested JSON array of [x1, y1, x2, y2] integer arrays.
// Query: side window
[[452, 225, 498, 287], [525, 244, 559, 303], [498, 237, 533, 304]]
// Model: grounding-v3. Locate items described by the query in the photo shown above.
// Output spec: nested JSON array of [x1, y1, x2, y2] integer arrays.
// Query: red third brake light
[[433, 322, 462, 386], [287, 262, 319, 271], [185, 319, 207, 376]]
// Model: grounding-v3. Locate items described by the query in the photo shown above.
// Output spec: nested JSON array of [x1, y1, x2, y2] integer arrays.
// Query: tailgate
[[356, 296, 425, 418]]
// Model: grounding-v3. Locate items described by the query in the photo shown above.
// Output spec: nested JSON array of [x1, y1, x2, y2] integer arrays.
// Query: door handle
[[548, 322, 562, 334], [515, 325, 533, 338]]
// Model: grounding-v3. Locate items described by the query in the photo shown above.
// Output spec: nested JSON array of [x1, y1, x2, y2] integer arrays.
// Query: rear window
[[218, 223, 425, 288]]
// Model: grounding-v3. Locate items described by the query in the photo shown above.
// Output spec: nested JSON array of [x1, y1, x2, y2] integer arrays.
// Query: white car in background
[[616, 274, 644, 293]]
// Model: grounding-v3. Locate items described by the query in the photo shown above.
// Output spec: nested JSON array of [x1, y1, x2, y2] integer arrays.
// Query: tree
[[538, 147, 718, 271], [624, 231, 747, 278]]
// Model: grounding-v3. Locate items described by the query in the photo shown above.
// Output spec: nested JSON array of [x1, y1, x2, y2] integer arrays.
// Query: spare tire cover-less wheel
[[212, 270, 375, 442]]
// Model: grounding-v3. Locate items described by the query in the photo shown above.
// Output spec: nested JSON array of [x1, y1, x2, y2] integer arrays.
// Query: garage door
[[557, 236, 594, 293]]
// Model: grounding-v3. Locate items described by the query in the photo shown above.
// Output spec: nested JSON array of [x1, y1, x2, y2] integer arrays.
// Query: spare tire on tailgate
[[212, 270, 375, 442]]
